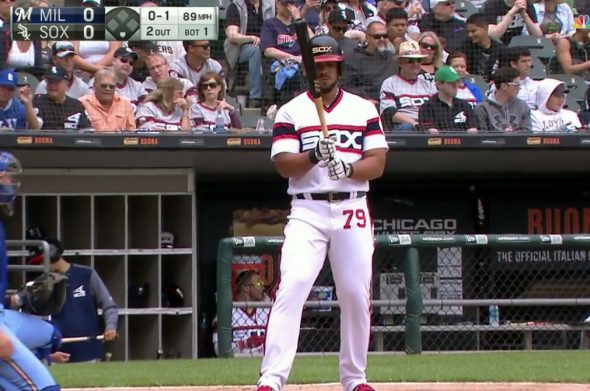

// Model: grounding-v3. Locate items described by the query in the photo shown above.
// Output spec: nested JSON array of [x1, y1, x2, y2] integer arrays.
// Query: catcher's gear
[[22, 272, 68, 316]]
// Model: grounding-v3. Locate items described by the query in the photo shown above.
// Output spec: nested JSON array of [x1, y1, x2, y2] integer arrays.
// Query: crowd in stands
[[0, 0, 590, 133]]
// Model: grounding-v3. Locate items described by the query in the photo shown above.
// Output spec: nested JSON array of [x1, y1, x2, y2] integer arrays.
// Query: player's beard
[[319, 80, 338, 94]]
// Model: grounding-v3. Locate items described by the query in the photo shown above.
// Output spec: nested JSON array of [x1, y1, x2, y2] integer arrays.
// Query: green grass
[[49, 351, 590, 387]]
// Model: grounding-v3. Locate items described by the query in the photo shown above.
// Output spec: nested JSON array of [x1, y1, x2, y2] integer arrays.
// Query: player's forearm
[[273, 151, 316, 178], [349, 150, 387, 181]]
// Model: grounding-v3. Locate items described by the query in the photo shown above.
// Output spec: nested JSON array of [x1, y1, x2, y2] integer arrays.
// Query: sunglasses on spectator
[[99, 83, 116, 90], [404, 58, 422, 63], [332, 26, 348, 32], [371, 33, 388, 39], [420, 42, 437, 50], [201, 82, 219, 89], [117, 57, 135, 65], [192, 44, 211, 49]]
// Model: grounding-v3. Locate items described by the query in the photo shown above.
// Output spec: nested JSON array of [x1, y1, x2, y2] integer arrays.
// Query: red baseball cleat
[[353, 384, 376, 391]]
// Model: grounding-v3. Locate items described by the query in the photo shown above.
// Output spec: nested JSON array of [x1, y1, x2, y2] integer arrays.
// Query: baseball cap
[[161, 232, 175, 249], [52, 41, 77, 58], [328, 8, 353, 23], [430, 0, 452, 8], [128, 40, 158, 52], [435, 65, 461, 83], [0, 69, 17, 89], [114, 47, 139, 60], [320, 0, 338, 8], [82, 0, 101, 5], [398, 41, 427, 58], [45, 65, 68, 81]]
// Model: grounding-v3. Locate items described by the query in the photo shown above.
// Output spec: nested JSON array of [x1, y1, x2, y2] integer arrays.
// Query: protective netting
[[228, 242, 590, 354]]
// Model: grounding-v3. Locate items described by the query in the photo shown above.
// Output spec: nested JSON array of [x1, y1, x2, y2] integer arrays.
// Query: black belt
[[293, 191, 366, 202]]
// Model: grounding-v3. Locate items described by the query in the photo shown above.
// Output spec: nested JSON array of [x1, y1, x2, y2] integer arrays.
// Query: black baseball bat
[[294, 18, 329, 138]]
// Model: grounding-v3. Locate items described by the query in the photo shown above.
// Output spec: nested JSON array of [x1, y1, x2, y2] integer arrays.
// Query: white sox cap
[[161, 232, 175, 248]]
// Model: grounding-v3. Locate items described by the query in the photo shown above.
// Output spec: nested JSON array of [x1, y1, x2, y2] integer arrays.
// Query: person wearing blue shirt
[[0, 152, 61, 391], [0, 69, 40, 131]]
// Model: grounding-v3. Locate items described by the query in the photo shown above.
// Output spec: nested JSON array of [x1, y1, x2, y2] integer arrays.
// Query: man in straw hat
[[379, 40, 436, 131]]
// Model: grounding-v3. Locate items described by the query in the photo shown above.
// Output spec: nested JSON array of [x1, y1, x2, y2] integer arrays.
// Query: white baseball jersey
[[271, 89, 388, 194], [456, 85, 479, 108], [212, 307, 270, 356], [379, 74, 437, 120], [36, 76, 90, 99], [153, 41, 186, 64], [169, 56, 225, 86], [135, 101, 184, 131], [189, 102, 233, 132], [141, 76, 197, 97]]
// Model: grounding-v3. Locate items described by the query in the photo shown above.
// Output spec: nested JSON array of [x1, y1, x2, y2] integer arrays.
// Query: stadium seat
[[510, 36, 555, 59], [530, 56, 548, 80], [549, 74, 588, 101], [565, 95, 581, 113], [455, 0, 479, 19], [464, 74, 489, 94]]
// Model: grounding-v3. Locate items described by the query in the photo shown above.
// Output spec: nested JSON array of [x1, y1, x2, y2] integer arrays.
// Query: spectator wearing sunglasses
[[325, 8, 361, 54], [136, 78, 191, 132], [170, 41, 225, 87], [418, 0, 465, 52], [379, 40, 437, 131], [36, 42, 90, 99], [341, 20, 396, 104], [417, 31, 447, 81], [89, 48, 144, 109], [190, 72, 243, 133], [212, 270, 269, 356], [474, 67, 532, 132], [80, 68, 136, 132]]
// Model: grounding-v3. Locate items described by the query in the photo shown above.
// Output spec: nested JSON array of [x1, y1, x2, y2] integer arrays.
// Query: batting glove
[[327, 157, 353, 181], [310, 137, 336, 164]]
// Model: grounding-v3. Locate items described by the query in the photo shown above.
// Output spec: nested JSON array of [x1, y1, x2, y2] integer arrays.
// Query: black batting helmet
[[310, 35, 343, 63]]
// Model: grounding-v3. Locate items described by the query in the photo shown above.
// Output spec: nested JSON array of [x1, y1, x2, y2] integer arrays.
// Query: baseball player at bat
[[257, 35, 388, 391], [0, 152, 62, 391]]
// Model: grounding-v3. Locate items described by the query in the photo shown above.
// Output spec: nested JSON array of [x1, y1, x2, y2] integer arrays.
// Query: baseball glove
[[22, 272, 68, 316]]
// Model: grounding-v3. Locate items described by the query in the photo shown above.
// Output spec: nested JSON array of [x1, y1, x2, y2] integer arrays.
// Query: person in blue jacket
[[0, 151, 61, 391]]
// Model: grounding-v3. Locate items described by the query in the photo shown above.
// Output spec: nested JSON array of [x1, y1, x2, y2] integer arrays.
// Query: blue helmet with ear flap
[[0, 152, 22, 215]]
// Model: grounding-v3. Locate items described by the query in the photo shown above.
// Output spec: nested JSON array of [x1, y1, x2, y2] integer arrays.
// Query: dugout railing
[[216, 234, 590, 357]]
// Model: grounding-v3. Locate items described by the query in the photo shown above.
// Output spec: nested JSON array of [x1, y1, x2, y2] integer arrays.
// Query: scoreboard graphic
[[10, 6, 218, 41]]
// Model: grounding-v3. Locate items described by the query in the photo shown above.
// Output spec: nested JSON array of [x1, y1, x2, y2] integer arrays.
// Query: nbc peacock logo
[[574, 15, 590, 30]]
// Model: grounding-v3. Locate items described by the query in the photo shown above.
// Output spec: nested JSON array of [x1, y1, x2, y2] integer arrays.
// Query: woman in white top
[[136, 78, 191, 132], [533, 0, 575, 43], [190, 72, 243, 133], [5, 0, 43, 69]]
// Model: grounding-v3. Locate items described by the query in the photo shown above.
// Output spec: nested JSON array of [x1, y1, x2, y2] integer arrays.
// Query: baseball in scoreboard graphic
[[10, 6, 218, 41]]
